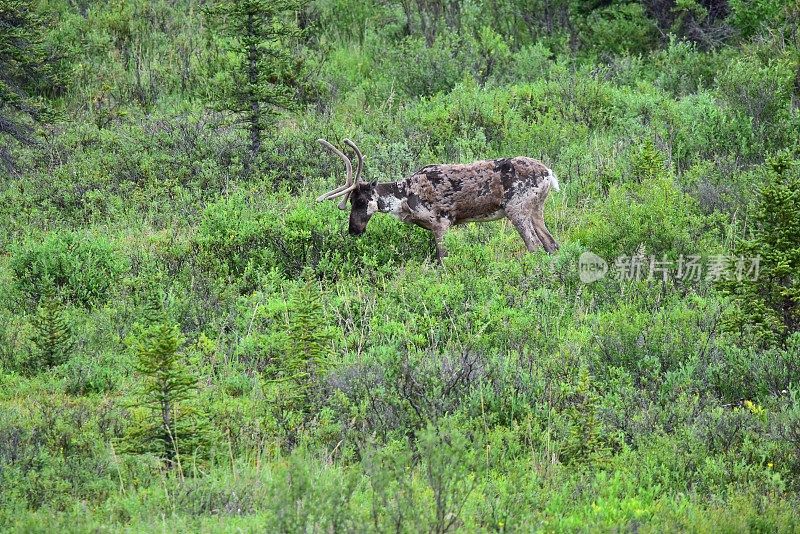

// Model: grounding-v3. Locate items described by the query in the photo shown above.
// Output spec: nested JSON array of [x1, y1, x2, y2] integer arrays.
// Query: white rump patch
[[548, 169, 560, 192]]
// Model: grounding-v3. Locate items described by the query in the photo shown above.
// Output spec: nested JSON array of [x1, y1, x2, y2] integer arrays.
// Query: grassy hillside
[[1, 0, 800, 531]]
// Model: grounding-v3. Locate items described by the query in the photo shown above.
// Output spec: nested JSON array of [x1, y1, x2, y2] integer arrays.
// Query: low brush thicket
[[1, 0, 800, 531]]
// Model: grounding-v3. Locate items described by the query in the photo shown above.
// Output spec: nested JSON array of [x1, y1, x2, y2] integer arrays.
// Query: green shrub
[[386, 34, 466, 98], [507, 42, 554, 84], [60, 351, 120, 395], [316, 0, 378, 45], [714, 55, 796, 159], [470, 26, 512, 86], [194, 193, 268, 279], [728, 0, 786, 38], [195, 193, 432, 281], [10, 230, 127, 308], [653, 38, 727, 96], [582, 3, 658, 56], [707, 333, 800, 401], [0, 395, 119, 514], [572, 173, 708, 261]]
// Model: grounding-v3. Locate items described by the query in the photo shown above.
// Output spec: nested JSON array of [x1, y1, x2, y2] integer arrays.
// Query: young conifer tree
[[31, 294, 75, 370], [286, 271, 331, 389], [205, 0, 307, 159], [0, 0, 63, 168], [562, 367, 610, 466], [264, 271, 331, 432], [127, 320, 208, 469], [721, 152, 800, 346]]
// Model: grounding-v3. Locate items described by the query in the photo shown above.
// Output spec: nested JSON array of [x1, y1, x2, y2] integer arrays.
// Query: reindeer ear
[[370, 178, 378, 188]]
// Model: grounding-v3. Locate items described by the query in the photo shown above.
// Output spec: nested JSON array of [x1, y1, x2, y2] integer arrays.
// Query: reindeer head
[[317, 138, 378, 236]]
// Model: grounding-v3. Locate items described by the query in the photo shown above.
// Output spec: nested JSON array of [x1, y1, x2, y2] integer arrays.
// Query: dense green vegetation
[[1, 0, 800, 530]]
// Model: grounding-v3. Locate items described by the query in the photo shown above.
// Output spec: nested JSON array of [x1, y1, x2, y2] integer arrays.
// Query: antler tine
[[316, 138, 357, 205], [343, 139, 364, 181], [340, 138, 364, 209], [316, 138, 351, 198]]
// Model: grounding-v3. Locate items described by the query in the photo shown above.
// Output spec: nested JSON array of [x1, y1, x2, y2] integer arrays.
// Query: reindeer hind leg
[[531, 209, 559, 254], [508, 212, 543, 252]]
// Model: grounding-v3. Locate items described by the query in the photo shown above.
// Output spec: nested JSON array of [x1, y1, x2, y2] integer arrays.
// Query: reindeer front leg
[[431, 220, 451, 263], [398, 199, 450, 264]]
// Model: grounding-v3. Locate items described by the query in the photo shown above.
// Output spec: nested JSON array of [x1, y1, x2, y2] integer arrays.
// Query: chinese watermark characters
[[579, 252, 760, 284]]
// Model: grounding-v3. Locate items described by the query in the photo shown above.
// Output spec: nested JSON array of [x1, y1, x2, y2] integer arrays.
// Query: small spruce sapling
[[125, 318, 208, 470], [30, 293, 75, 371], [205, 0, 310, 159], [561, 367, 611, 466], [264, 270, 333, 445], [720, 151, 800, 346]]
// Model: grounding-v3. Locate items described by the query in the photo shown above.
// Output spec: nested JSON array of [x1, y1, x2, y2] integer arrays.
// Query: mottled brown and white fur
[[350, 157, 559, 261], [317, 141, 560, 262]]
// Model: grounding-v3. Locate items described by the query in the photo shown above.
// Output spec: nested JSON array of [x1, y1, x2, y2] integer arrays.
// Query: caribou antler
[[344, 138, 363, 180], [339, 138, 364, 208], [317, 139, 357, 209]]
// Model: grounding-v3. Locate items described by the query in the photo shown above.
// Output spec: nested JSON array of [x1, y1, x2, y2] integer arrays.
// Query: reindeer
[[316, 138, 560, 262]]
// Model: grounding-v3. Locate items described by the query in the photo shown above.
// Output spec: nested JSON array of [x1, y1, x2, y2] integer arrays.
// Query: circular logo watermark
[[578, 251, 608, 283]]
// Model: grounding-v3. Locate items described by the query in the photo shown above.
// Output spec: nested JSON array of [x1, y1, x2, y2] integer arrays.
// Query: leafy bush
[[714, 55, 797, 159], [195, 193, 432, 281], [386, 34, 466, 98], [10, 230, 127, 308], [573, 172, 708, 261], [60, 351, 119, 395], [653, 38, 730, 97], [582, 3, 658, 56], [728, 0, 786, 38]]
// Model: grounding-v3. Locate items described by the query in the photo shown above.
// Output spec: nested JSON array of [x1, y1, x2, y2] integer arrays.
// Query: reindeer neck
[[374, 182, 406, 214]]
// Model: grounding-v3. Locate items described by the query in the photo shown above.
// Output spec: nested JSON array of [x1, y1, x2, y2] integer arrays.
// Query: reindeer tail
[[548, 169, 560, 192]]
